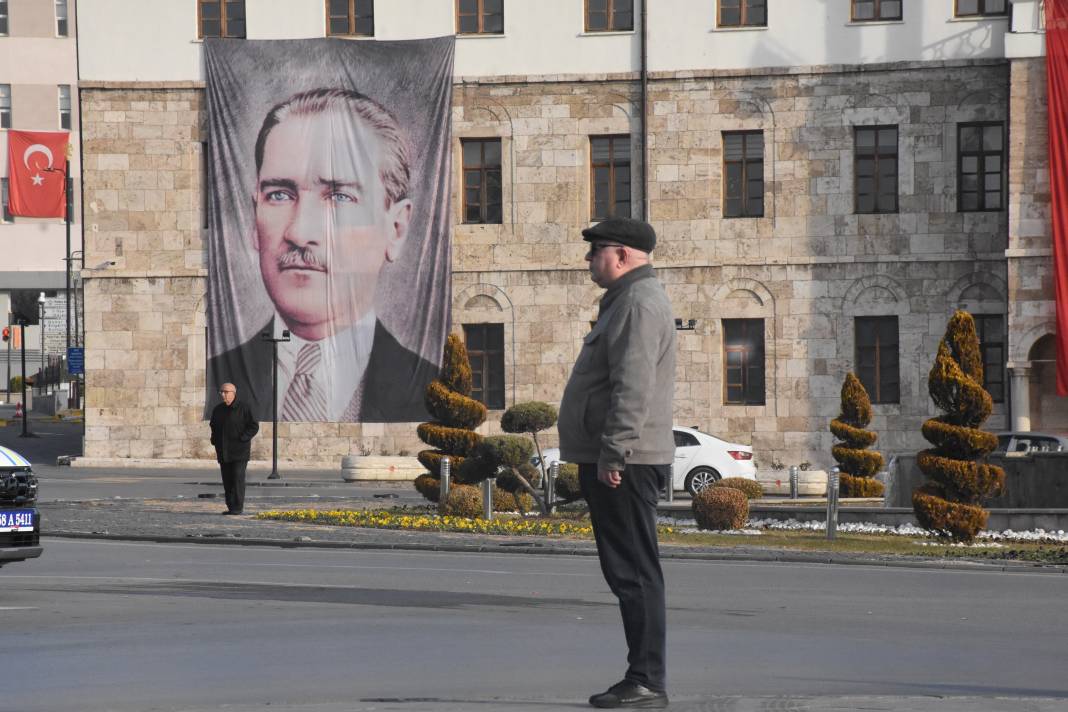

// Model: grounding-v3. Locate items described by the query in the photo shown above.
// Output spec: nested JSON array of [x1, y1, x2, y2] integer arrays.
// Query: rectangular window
[[955, 0, 1007, 17], [851, 0, 902, 21], [457, 0, 503, 34], [2, 178, 12, 223], [723, 131, 764, 218], [590, 135, 631, 221], [56, 0, 68, 36], [0, 84, 10, 129], [58, 85, 71, 130], [462, 138, 502, 224], [855, 316, 900, 404], [0, 1, 7, 35], [718, 0, 767, 27], [463, 323, 505, 410], [723, 319, 765, 405], [855, 125, 898, 213], [327, 0, 374, 36], [198, 0, 246, 39], [586, 0, 633, 32], [974, 314, 1005, 403], [958, 122, 1004, 212]]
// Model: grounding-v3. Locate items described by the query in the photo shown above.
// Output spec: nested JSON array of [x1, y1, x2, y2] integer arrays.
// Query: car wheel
[[685, 467, 721, 496]]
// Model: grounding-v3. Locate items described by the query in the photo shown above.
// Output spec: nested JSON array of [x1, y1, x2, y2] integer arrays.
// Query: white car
[[531, 426, 756, 496]]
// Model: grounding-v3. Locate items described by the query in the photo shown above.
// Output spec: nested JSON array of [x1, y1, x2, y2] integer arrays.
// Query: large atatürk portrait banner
[[204, 37, 454, 423]]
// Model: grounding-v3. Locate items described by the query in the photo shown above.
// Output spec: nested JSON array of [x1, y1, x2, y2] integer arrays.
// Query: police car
[[0, 445, 41, 568]]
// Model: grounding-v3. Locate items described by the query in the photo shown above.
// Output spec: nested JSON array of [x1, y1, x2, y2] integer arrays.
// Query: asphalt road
[[2, 538, 1066, 712]]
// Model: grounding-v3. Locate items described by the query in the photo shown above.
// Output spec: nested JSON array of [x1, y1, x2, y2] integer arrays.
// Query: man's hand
[[598, 469, 622, 488]]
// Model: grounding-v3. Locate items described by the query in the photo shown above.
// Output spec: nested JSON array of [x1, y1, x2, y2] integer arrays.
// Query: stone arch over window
[[460, 92, 516, 230], [841, 275, 909, 316], [946, 270, 1007, 313], [711, 276, 777, 414], [709, 90, 777, 223], [1012, 321, 1057, 364], [453, 283, 516, 408], [714, 277, 775, 318]]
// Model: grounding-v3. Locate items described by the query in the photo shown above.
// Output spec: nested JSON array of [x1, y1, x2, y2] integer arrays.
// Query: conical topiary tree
[[913, 310, 1005, 541], [830, 372, 885, 498], [413, 334, 487, 503]]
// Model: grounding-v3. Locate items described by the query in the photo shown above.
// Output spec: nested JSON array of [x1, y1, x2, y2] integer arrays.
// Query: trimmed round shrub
[[692, 487, 749, 531], [492, 486, 534, 513], [711, 477, 763, 500], [839, 473, 885, 498], [501, 402, 558, 435], [553, 463, 581, 501], [413, 473, 441, 503], [442, 484, 482, 518]]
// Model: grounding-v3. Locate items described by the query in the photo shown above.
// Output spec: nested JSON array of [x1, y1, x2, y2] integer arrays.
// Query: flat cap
[[581, 217, 656, 253]]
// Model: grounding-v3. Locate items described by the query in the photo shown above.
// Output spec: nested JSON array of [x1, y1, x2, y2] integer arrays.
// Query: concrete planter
[[756, 469, 828, 496], [340, 455, 425, 482]]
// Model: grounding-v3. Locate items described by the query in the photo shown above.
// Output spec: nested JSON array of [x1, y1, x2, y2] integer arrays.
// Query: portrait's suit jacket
[[206, 320, 436, 423]]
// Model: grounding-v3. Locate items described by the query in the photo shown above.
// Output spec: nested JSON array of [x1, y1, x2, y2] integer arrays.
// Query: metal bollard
[[789, 465, 799, 500], [826, 466, 840, 540], [439, 457, 451, 513], [548, 461, 559, 513], [482, 477, 495, 520], [664, 469, 674, 503]]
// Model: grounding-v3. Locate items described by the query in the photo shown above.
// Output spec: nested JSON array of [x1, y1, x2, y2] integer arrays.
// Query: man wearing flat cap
[[559, 216, 676, 708]]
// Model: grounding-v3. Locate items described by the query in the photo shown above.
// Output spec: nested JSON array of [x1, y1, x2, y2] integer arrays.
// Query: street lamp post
[[261, 326, 291, 480], [37, 293, 45, 395]]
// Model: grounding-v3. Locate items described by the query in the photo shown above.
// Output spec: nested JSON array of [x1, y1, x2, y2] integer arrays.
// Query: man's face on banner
[[253, 109, 412, 341]]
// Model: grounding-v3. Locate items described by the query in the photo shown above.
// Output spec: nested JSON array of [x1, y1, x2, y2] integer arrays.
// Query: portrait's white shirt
[[276, 310, 376, 421]]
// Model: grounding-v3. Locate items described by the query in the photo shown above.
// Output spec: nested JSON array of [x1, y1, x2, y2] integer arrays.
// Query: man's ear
[[384, 198, 413, 263]]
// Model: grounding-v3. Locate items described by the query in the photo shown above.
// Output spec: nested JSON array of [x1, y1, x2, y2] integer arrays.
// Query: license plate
[[0, 509, 36, 532]]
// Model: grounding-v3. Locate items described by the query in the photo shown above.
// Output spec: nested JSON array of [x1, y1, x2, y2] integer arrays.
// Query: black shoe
[[589, 680, 668, 708], [223, 510, 243, 515]]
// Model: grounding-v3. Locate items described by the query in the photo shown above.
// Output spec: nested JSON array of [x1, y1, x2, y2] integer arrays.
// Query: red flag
[[6, 130, 69, 218], [1047, 0, 1068, 394]]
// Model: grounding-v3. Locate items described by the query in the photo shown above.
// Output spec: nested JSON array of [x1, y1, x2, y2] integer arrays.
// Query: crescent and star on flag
[[23, 144, 55, 187]]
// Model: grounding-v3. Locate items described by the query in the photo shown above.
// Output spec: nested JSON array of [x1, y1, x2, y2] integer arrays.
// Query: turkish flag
[[6, 130, 70, 218]]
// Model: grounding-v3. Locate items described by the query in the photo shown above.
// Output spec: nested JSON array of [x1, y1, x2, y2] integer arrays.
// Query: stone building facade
[[78, 50, 1065, 467]]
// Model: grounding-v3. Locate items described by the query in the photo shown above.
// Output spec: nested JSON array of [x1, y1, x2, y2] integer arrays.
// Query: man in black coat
[[209, 383, 259, 515], [206, 88, 438, 424]]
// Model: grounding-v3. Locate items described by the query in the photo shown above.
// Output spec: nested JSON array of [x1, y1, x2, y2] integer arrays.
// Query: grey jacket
[[558, 264, 676, 471]]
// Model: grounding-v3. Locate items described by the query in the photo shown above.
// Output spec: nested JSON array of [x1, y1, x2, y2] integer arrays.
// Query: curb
[[40, 530, 1068, 574]]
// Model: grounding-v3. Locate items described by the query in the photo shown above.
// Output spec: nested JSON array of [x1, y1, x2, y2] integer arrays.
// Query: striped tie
[[282, 342, 328, 422]]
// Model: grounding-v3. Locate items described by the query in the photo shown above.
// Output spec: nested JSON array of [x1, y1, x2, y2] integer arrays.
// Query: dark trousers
[[219, 459, 248, 513], [580, 462, 668, 692]]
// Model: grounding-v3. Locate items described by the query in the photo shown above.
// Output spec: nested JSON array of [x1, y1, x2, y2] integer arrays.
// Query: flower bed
[[256, 507, 600, 537]]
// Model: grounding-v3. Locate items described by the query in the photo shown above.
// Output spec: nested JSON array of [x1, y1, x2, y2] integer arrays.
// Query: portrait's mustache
[[277, 246, 326, 272]]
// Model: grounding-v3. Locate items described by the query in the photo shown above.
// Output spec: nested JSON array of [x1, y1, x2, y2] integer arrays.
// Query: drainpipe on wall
[[640, 0, 649, 222]]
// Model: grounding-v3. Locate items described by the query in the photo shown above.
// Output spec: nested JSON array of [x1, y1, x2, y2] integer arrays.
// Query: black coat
[[209, 399, 259, 463], [206, 319, 436, 423]]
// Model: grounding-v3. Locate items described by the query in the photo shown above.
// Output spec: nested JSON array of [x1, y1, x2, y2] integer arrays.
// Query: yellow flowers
[[256, 508, 597, 537]]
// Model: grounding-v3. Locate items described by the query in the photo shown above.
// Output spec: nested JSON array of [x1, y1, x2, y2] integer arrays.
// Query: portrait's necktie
[[282, 342, 328, 421]]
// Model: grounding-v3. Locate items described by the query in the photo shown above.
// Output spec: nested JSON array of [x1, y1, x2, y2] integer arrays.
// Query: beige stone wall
[[82, 59, 1028, 468]]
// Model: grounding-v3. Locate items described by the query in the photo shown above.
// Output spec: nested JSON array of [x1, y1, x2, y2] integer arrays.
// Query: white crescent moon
[[23, 144, 54, 170]]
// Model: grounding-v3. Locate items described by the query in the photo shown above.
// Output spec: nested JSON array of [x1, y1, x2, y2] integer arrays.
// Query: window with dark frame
[[958, 122, 1004, 212], [851, 0, 902, 21], [463, 323, 505, 410], [462, 138, 502, 224], [457, 0, 503, 34], [955, 0, 1007, 17], [974, 313, 1005, 403], [590, 135, 631, 221], [0, 84, 10, 129], [56, 0, 68, 36], [2, 178, 12, 223], [723, 131, 764, 218], [723, 319, 765, 406], [586, 0, 633, 32], [198, 0, 246, 39], [718, 0, 767, 27], [59, 85, 71, 130], [327, 0, 374, 36], [855, 316, 900, 404], [0, 0, 8, 35], [855, 125, 898, 214]]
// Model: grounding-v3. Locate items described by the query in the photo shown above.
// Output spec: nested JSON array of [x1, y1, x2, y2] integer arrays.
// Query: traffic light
[[1, 327, 8, 342]]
